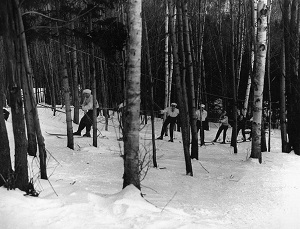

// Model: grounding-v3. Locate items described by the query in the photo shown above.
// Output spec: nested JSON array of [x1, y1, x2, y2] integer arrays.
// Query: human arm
[[81, 96, 93, 111]]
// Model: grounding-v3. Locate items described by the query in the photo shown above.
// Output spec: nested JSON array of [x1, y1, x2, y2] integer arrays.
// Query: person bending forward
[[73, 89, 99, 137]]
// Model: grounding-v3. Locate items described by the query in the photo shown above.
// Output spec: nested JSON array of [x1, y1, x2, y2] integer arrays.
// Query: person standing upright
[[196, 104, 207, 146], [73, 89, 99, 137], [157, 103, 179, 142]]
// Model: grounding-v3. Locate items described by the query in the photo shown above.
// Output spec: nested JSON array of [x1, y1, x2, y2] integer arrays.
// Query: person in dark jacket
[[73, 89, 99, 137], [212, 110, 229, 144]]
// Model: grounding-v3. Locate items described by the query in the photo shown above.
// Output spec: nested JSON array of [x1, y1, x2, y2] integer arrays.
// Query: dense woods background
[[1, 0, 300, 191]]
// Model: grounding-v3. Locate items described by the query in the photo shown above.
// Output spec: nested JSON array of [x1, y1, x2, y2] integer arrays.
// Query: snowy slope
[[1, 106, 300, 229]]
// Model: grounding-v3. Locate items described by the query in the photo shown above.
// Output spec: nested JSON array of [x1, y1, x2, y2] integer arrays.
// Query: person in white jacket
[[157, 103, 179, 142], [73, 89, 99, 137], [196, 104, 208, 146]]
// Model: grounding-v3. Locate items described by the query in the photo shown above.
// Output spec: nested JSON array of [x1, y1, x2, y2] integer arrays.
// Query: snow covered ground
[[1, 106, 300, 229]]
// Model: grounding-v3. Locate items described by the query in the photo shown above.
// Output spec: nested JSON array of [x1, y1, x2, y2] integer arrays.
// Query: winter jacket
[[82, 95, 99, 111]]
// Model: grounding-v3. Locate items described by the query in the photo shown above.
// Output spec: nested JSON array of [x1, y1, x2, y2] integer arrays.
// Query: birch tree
[[250, 0, 269, 162], [244, 0, 257, 113], [123, 0, 142, 190]]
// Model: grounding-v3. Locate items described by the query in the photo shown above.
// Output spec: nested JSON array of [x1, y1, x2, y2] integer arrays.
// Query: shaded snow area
[[1, 106, 300, 229]]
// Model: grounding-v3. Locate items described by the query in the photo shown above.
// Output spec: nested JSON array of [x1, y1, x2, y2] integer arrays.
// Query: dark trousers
[[77, 109, 99, 134], [160, 116, 177, 140], [237, 124, 246, 139], [214, 125, 228, 143], [197, 120, 205, 145]]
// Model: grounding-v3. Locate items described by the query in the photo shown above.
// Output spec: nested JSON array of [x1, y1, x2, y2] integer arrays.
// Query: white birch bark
[[251, 0, 269, 162], [244, 0, 258, 112]]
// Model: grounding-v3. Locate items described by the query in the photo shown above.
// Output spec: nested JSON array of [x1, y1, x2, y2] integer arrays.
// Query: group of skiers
[[156, 102, 251, 145], [3, 87, 248, 143], [72, 88, 251, 144]]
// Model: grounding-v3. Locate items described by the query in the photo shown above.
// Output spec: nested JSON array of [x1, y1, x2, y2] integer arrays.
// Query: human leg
[[200, 122, 205, 145], [241, 126, 246, 140], [222, 126, 228, 143], [83, 110, 93, 136], [169, 119, 176, 141], [213, 126, 223, 142], [74, 114, 89, 135], [158, 117, 171, 139], [236, 125, 241, 137]]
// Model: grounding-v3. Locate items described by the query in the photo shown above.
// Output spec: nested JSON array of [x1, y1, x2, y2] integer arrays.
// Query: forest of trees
[[0, 0, 300, 192]]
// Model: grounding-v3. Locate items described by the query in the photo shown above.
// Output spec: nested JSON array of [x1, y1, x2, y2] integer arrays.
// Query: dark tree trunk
[[169, 0, 193, 176], [3, 0, 28, 191], [0, 37, 12, 187], [143, 11, 157, 168]]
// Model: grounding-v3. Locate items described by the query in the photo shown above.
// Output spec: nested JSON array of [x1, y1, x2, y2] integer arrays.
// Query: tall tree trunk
[[71, 22, 80, 124], [196, 0, 206, 107], [143, 11, 157, 168], [244, 0, 257, 113], [123, 0, 142, 190], [60, 42, 74, 150], [266, 0, 272, 152], [177, 1, 189, 134], [88, 13, 98, 147], [251, 0, 269, 163], [45, 43, 57, 116], [16, 0, 48, 178], [3, 0, 28, 190], [230, 0, 238, 153], [164, 0, 170, 122], [0, 38, 12, 187], [169, 0, 193, 176], [79, 51, 86, 90], [288, 0, 300, 155], [283, 0, 291, 153], [21, 64, 37, 157], [236, 0, 245, 92], [182, 0, 198, 159], [99, 59, 108, 131], [55, 1, 74, 150], [280, 41, 289, 153]]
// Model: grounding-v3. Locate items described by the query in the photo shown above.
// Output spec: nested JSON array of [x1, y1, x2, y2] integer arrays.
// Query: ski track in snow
[[1, 106, 300, 229]]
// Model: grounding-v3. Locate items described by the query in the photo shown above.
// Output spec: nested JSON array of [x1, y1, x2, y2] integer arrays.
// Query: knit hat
[[200, 104, 205, 108], [171, 103, 177, 107], [82, 89, 91, 94]]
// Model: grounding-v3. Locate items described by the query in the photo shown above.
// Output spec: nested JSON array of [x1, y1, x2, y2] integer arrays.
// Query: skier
[[73, 89, 99, 137], [157, 103, 179, 142], [212, 110, 229, 144], [196, 104, 208, 146]]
